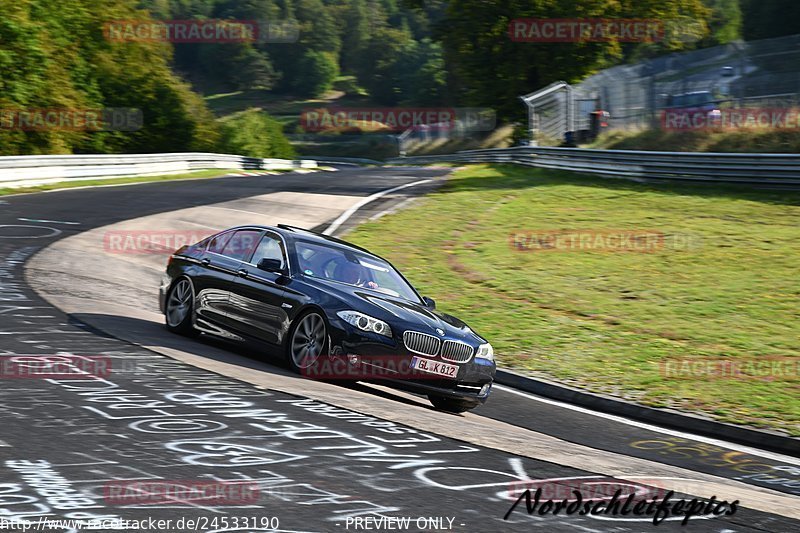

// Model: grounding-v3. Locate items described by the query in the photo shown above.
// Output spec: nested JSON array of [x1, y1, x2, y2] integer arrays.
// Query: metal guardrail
[[387, 147, 800, 187], [0, 153, 319, 185], [305, 156, 383, 167]]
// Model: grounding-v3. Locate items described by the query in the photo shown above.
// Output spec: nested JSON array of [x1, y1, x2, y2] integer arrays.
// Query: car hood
[[307, 278, 485, 343]]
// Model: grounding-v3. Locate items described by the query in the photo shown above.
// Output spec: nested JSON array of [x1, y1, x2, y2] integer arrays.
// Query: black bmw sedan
[[159, 224, 495, 412]]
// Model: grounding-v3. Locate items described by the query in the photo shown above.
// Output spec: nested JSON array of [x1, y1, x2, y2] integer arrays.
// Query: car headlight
[[337, 311, 393, 338], [476, 343, 494, 362]]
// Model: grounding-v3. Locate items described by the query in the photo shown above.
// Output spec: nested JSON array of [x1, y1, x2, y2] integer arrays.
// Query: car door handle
[[200, 258, 211, 266], [237, 269, 249, 278]]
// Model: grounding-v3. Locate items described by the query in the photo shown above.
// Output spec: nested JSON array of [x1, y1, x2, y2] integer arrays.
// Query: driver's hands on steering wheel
[[355, 279, 379, 289]]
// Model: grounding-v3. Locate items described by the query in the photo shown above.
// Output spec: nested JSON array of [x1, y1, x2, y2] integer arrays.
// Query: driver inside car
[[336, 261, 379, 289]]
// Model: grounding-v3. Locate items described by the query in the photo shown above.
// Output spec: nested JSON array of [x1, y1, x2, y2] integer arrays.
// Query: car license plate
[[411, 357, 459, 378]]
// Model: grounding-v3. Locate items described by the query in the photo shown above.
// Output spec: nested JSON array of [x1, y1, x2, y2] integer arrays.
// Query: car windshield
[[295, 240, 420, 302]]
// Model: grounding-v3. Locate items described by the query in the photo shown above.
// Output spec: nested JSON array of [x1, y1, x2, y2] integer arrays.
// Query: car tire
[[164, 278, 199, 337], [286, 310, 328, 375], [428, 395, 479, 414]]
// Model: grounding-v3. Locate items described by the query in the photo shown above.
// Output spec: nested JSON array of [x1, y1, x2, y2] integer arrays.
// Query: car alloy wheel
[[290, 312, 327, 370], [165, 278, 197, 336]]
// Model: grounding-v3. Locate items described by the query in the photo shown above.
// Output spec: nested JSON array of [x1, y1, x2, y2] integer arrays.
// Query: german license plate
[[411, 357, 458, 378]]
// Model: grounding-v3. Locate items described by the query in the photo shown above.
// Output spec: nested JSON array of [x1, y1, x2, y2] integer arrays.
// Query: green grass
[[346, 164, 800, 435], [0, 169, 236, 196], [204, 88, 375, 119]]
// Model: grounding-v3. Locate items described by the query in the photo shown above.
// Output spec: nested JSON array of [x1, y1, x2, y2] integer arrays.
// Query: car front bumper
[[324, 319, 496, 404]]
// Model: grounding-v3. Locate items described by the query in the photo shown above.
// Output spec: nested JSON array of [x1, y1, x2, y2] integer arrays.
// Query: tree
[[294, 0, 341, 54], [338, 0, 371, 74], [290, 50, 339, 97], [439, 0, 711, 121], [355, 26, 415, 105], [194, 44, 278, 92], [0, 0, 221, 155], [218, 109, 296, 158], [700, 0, 741, 45], [740, 0, 800, 40], [407, 39, 447, 105]]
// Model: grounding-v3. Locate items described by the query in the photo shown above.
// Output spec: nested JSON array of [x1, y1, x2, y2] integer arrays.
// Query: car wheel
[[165, 278, 198, 337], [286, 311, 327, 374], [428, 395, 479, 414]]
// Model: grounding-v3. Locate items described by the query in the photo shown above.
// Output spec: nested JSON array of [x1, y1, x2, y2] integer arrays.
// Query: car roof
[[223, 224, 375, 256], [217, 224, 418, 297]]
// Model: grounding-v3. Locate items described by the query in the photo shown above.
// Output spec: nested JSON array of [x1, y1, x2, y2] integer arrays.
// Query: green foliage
[[0, 0, 762, 156], [701, 0, 741, 45], [193, 44, 278, 92], [338, 0, 370, 74], [407, 39, 447, 105], [290, 50, 339, 97], [355, 26, 414, 105], [294, 0, 341, 54], [740, 0, 800, 40], [0, 0, 220, 155], [439, 0, 713, 121], [352, 26, 447, 106], [218, 109, 296, 158]]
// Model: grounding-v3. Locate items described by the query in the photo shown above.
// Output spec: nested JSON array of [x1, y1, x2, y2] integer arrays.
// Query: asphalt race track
[[0, 167, 798, 532]]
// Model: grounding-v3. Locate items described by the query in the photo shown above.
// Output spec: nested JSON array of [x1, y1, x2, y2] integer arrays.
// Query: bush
[[218, 110, 297, 159], [291, 51, 339, 98]]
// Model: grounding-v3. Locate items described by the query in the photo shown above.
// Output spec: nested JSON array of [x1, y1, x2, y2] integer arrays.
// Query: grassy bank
[[346, 164, 800, 435], [591, 128, 800, 153]]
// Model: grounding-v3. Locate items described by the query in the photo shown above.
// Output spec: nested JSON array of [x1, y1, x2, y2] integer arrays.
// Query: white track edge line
[[323, 179, 433, 235], [494, 385, 800, 466]]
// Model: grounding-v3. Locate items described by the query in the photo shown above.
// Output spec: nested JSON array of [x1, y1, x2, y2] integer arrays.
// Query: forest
[[0, 0, 796, 155]]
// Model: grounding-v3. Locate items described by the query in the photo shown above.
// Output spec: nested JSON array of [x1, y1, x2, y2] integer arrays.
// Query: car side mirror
[[257, 258, 285, 274], [422, 296, 436, 309]]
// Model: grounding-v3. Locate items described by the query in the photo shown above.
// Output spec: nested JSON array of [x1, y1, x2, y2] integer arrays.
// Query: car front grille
[[403, 331, 441, 357], [440, 340, 474, 363]]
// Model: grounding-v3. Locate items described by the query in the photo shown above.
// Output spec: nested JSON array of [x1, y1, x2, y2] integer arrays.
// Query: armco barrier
[[306, 156, 383, 167], [0, 153, 319, 185], [387, 147, 800, 187]]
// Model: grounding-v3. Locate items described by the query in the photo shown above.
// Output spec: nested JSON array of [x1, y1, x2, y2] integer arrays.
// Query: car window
[[251, 233, 286, 269], [207, 231, 233, 254], [219, 230, 261, 261], [295, 240, 420, 302]]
